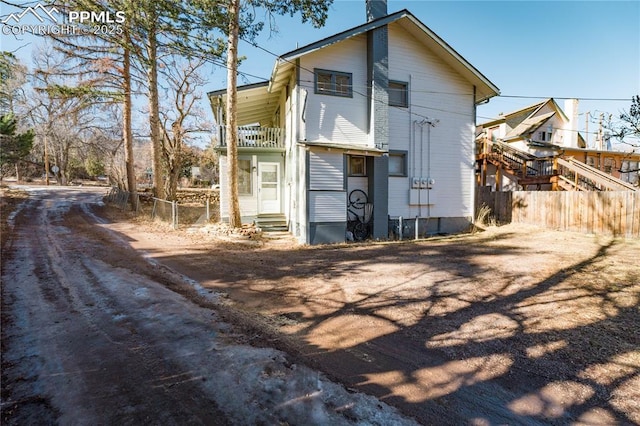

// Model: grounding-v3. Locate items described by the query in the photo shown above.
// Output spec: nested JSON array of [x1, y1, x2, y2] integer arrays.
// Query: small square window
[[389, 81, 408, 107], [389, 151, 407, 176], [349, 156, 366, 176]]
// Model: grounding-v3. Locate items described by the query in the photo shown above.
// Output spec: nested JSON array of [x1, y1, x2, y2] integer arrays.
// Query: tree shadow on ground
[[92, 209, 639, 425]]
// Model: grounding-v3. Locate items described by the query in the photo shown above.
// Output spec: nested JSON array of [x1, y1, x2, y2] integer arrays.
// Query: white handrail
[[557, 157, 637, 191], [218, 126, 285, 148]]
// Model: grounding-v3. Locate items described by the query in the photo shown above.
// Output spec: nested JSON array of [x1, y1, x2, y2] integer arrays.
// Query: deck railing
[[556, 157, 638, 192], [487, 140, 555, 178], [217, 126, 285, 149]]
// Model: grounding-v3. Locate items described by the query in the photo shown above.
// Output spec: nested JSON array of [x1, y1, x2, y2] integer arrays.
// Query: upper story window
[[537, 130, 553, 142], [389, 81, 408, 107], [315, 69, 352, 97]]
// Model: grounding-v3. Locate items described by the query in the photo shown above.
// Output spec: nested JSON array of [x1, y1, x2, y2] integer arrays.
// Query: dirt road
[[1, 187, 415, 425], [108, 196, 639, 425]]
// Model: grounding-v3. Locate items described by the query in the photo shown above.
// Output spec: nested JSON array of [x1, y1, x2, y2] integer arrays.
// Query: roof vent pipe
[[366, 0, 387, 21]]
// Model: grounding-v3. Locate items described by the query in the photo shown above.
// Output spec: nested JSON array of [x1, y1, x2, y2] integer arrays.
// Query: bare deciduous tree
[[159, 57, 210, 200]]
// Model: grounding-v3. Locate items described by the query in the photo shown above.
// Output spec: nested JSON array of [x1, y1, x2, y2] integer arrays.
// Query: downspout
[[296, 59, 302, 142], [419, 121, 424, 218], [472, 86, 477, 225], [409, 75, 415, 179], [426, 122, 431, 220]]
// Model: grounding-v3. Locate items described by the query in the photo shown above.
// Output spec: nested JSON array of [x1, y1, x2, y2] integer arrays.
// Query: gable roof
[[209, 9, 500, 126], [485, 98, 576, 142], [269, 9, 499, 103], [504, 111, 555, 141], [481, 98, 569, 127]]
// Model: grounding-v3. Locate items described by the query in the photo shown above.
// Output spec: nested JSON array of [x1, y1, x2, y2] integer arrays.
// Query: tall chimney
[[366, 0, 389, 240], [563, 98, 579, 148], [366, 0, 387, 21]]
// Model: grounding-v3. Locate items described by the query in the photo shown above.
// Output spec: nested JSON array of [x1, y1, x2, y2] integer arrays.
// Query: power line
[[236, 37, 634, 125], [497, 95, 633, 102]]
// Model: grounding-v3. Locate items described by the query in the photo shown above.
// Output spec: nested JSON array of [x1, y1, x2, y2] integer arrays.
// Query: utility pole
[[598, 113, 604, 151], [585, 111, 589, 148]]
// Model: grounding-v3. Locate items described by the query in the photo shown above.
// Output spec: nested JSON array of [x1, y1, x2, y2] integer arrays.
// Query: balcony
[[216, 126, 285, 150]]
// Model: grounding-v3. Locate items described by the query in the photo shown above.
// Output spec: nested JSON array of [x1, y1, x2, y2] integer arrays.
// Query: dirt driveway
[[108, 202, 640, 424], [1, 187, 415, 425], [3, 188, 640, 425]]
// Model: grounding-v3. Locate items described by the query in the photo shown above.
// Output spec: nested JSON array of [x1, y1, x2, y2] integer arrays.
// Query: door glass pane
[[262, 184, 277, 200], [262, 171, 277, 183]]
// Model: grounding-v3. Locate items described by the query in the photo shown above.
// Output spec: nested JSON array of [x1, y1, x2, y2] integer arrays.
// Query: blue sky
[[230, 0, 639, 147], [2, 1, 639, 149]]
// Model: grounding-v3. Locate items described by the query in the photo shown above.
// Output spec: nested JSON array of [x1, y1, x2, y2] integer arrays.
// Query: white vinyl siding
[[308, 150, 346, 224], [309, 151, 344, 191], [387, 23, 476, 219], [309, 191, 347, 222], [299, 34, 368, 145]]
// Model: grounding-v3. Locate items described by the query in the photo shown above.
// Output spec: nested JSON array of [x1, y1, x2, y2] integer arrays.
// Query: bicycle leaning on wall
[[346, 189, 373, 241]]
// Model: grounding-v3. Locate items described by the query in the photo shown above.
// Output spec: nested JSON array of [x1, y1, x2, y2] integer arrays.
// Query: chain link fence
[[106, 187, 140, 211], [106, 187, 218, 230]]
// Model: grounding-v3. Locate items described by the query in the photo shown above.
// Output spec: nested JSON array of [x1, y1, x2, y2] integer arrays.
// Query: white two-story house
[[209, 0, 499, 244]]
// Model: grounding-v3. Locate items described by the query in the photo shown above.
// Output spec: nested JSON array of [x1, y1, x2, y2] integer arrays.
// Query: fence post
[[551, 157, 559, 191], [172, 201, 177, 229]]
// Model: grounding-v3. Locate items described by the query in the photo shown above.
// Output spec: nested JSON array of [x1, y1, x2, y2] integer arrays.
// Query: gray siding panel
[[309, 222, 346, 245], [309, 191, 346, 222], [309, 151, 344, 191]]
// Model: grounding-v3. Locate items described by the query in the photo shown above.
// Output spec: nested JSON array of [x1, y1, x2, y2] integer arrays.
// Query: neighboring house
[[480, 98, 586, 155], [208, 0, 499, 244], [477, 98, 640, 190]]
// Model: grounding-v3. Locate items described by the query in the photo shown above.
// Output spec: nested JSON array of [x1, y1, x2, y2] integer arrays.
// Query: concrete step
[[255, 215, 288, 232]]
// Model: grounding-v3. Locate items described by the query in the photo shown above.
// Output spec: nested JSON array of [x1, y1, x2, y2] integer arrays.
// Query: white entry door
[[258, 162, 280, 214]]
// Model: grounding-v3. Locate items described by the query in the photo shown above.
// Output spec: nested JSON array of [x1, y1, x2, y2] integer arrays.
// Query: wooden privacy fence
[[477, 188, 640, 238]]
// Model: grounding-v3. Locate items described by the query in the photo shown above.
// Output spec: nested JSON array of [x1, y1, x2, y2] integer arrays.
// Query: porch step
[[255, 214, 288, 232]]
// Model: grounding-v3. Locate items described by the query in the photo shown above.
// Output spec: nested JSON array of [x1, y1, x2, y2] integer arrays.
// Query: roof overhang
[[504, 111, 556, 141], [269, 9, 500, 104], [207, 81, 280, 126], [299, 141, 386, 156], [210, 9, 501, 124]]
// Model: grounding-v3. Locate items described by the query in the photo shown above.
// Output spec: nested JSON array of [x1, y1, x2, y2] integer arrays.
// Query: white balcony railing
[[217, 126, 285, 149]]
